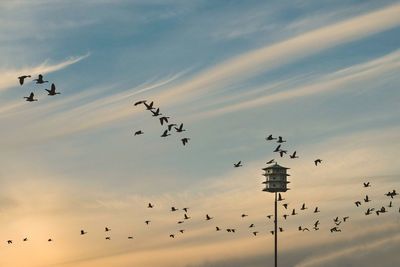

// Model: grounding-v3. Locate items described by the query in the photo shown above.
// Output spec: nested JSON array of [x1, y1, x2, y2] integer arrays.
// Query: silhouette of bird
[[388, 201, 393, 208], [80, 230, 87, 235], [145, 220, 151, 225], [23, 238, 28, 242], [282, 203, 289, 209], [184, 214, 190, 220], [283, 214, 289, 220], [291, 209, 297, 215], [364, 195, 371, 203], [181, 138, 190, 146], [216, 227, 221, 231], [270, 231, 274, 235], [18, 75, 31, 85], [148, 203, 154, 208], [45, 83, 60, 96], [249, 224, 255, 228], [151, 108, 162, 117], [206, 214, 213, 220], [175, 123, 185, 132], [278, 193, 284, 201], [279, 150, 287, 157], [279, 227, 284, 232], [365, 208, 372, 215], [177, 221, 184, 224], [171, 207, 178, 212], [105, 227, 111, 232], [363, 182, 371, 187], [343, 216, 349, 222], [24, 92, 38, 102], [267, 215, 273, 219], [289, 151, 298, 159], [7, 240, 12, 244], [241, 214, 248, 218], [128, 236, 133, 239], [314, 220, 320, 228], [300, 203, 307, 210], [277, 136, 286, 143], [314, 207, 320, 213], [169, 234, 175, 238], [314, 159, 322, 166], [167, 124, 177, 131], [253, 231, 258, 236], [355, 201, 362, 207], [161, 130, 170, 137], [234, 161, 242, 168], [273, 145, 281, 152], [179, 230, 185, 234], [48, 239, 53, 242], [134, 100, 146, 106], [333, 217, 339, 223], [159, 116, 170, 125], [182, 207, 189, 213], [134, 130, 143, 136], [266, 159, 275, 164], [33, 74, 48, 84], [105, 237, 111, 240], [144, 101, 154, 110], [266, 135, 276, 141]]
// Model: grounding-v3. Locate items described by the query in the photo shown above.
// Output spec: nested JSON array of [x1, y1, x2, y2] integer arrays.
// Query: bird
[[177, 221, 184, 224], [7, 240, 12, 244], [249, 224, 254, 228], [179, 230, 185, 234], [134, 100, 146, 106], [270, 231, 275, 235], [365, 208, 372, 215], [45, 83, 60, 96], [241, 214, 248, 218], [48, 239, 53, 242], [161, 130, 170, 137], [171, 207, 178, 212], [234, 161, 242, 168], [80, 230, 87, 235], [169, 234, 175, 238], [298, 226, 303, 231], [128, 236, 134, 239], [159, 116, 170, 125], [18, 75, 31, 85], [283, 214, 289, 220], [23, 238, 28, 242], [181, 138, 190, 146], [364, 195, 371, 203], [302, 228, 310, 232], [289, 151, 298, 159], [300, 203, 307, 210], [105, 227, 111, 232], [267, 215, 273, 219], [279, 227, 284, 232], [363, 182, 371, 187], [314, 159, 322, 166], [216, 227, 221, 231], [266, 134, 276, 141], [134, 130, 143, 136], [145, 220, 151, 225], [151, 108, 162, 117], [333, 217, 339, 223], [355, 201, 362, 207], [143, 101, 154, 110], [279, 150, 287, 157], [252, 231, 258, 236], [206, 214, 213, 220], [184, 214, 190, 220], [148, 203, 154, 208], [291, 209, 297, 215], [175, 123, 185, 132], [388, 201, 393, 208], [24, 92, 38, 102], [282, 203, 289, 209], [314, 220, 320, 228], [314, 207, 320, 213], [182, 207, 189, 212], [105, 237, 111, 240], [273, 145, 281, 152], [266, 159, 275, 164], [33, 74, 48, 84], [277, 136, 286, 143], [278, 193, 284, 201], [343, 216, 349, 222], [167, 124, 177, 131]]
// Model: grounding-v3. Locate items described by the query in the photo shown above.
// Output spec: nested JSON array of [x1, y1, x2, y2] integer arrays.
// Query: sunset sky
[[0, 1, 399, 266]]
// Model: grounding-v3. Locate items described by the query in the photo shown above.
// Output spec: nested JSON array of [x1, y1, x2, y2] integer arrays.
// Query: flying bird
[[273, 145, 281, 152], [182, 207, 189, 212], [148, 203, 154, 208], [282, 203, 289, 209], [151, 108, 162, 117], [300, 203, 307, 210], [278, 193, 284, 201], [105, 227, 111, 232], [314, 159, 322, 166], [355, 201, 362, 207], [252, 231, 259, 236], [291, 209, 297, 216], [181, 138, 190, 146], [171, 207, 178, 212], [266, 159, 275, 164], [364, 195, 371, 203], [134, 130, 143, 136], [144, 101, 154, 110], [206, 214, 213, 221], [80, 230, 87, 235], [289, 151, 298, 159], [45, 83, 60, 96], [105, 237, 111, 240], [279, 150, 287, 157], [134, 100, 146, 106], [266, 134, 276, 141], [363, 182, 371, 187], [161, 130, 171, 137], [314, 207, 320, 213], [159, 116, 170, 125], [24, 92, 38, 102], [184, 214, 190, 220], [241, 214, 248, 218], [175, 123, 186, 132], [145, 220, 151, 225], [167, 124, 177, 131], [33, 74, 48, 84], [234, 161, 242, 168], [277, 136, 286, 143], [18, 75, 31, 85]]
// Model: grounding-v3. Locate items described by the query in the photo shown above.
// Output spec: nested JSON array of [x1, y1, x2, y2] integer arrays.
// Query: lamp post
[[262, 163, 290, 267]]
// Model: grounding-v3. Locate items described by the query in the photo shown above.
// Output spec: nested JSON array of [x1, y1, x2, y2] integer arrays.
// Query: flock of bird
[[18, 74, 61, 101], [133, 100, 190, 146]]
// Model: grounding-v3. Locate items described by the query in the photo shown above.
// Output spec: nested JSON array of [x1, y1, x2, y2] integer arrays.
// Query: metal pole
[[274, 192, 278, 267]]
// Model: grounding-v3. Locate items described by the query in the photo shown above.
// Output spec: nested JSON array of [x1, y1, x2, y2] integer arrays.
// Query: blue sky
[[0, 1, 399, 266]]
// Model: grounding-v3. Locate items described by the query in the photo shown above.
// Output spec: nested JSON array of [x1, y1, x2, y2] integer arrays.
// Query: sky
[[0, 0, 399, 266]]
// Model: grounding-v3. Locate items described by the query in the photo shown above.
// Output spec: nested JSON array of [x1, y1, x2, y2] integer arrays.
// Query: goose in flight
[[364, 195, 371, 203], [105, 227, 111, 232], [289, 151, 298, 159], [167, 123, 177, 131], [291, 209, 297, 216], [216, 227, 221, 231], [7, 240, 12, 244], [175, 123, 186, 132], [177, 221, 184, 224], [18, 75, 31, 85], [148, 203, 154, 208], [181, 138, 190, 146], [273, 145, 281, 152], [278, 193, 284, 201], [314, 220, 320, 228], [182, 207, 189, 212], [134, 130, 144, 136], [343, 216, 349, 222], [144, 101, 154, 110], [105, 237, 111, 240], [266, 159, 275, 164], [300, 203, 307, 210], [266, 134, 276, 141], [169, 234, 175, 238], [48, 239, 53, 242], [282, 203, 288, 209], [206, 214, 213, 220], [277, 136, 286, 143], [184, 214, 190, 220], [80, 230, 87, 235], [145, 220, 151, 225], [241, 214, 248, 218], [134, 100, 146, 106], [283, 214, 289, 220], [365, 208, 372, 215], [267, 215, 273, 219], [279, 150, 287, 158], [249, 224, 254, 228], [33, 74, 48, 84], [234, 161, 242, 168], [151, 108, 162, 117], [355, 201, 362, 207], [24, 92, 38, 102], [171, 207, 178, 212], [314, 159, 322, 166], [314, 207, 320, 213], [45, 83, 60, 96], [128, 236, 133, 239], [23, 238, 28, 242], [161, 130, 170, 137], [159, 116, 170, 125], [363, 182, 371, 187]]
